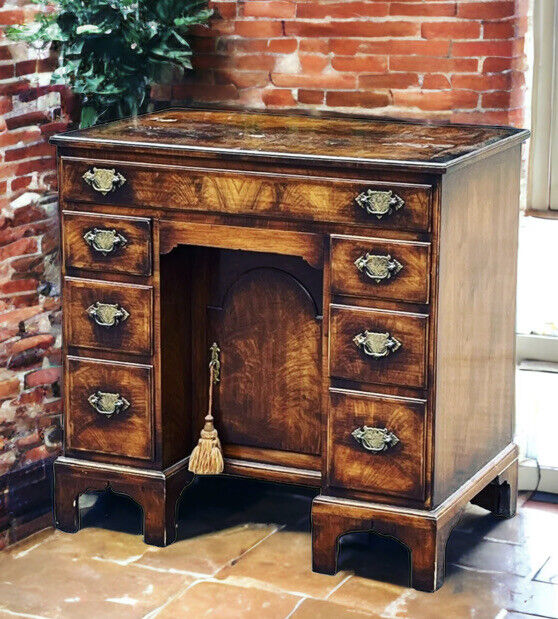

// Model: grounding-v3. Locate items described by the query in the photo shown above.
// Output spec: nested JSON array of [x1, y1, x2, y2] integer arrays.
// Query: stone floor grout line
[[283, 596, 308, 619], [482, 536, 524, 546], [141, 577, 207, 619], [0, 608, 48, 619], [324, 572, 353, 600], [505, 609, 558, 619], [530, 555, 552, 583]]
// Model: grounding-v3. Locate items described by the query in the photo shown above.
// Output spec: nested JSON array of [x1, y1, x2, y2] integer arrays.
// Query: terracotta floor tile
[[133, 523, 278, 576], [290, 596, 379, 618], [155, 580, 300, 618], [0, 539, 192, 619], [215, 529, 350, 598], [328, 577, 407, 616], [505, 578, 558, 618]]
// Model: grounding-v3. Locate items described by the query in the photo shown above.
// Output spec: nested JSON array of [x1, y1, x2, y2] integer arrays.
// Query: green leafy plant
[[6, 0, 212, 127]]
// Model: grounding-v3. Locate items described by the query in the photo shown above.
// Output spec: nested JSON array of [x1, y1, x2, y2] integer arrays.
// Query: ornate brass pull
[[86, 301, 129, 328], [83, 167, 126, 195], [353, 330, 401, 358], [352, 426, 399, 453], [87, 391, 130, 418], [355, 189, 404, 219], [354, 253, 403, 283], [83, 228, 127, 255]]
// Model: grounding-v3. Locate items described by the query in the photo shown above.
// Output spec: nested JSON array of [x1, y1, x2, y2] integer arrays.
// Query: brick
[[299, 39, 329, 54], [483, 21, 515, 39], [272, 72, 356, 89], [481, 90, 513, 108], [452, 41, 514, 57], [423, 74, 451, 89], [210, 1, 236, 18], [0, 9, 25, 25], [6, 142, 55, 162], [300, 54, 329, 73], [214, 70, 269, 89], [421, 21, 481, 40], [390, 56, 478, 73], [285, 20, 419, 38], [242, 1, 295, 18], [326, 90, 391, 108], [24, 366, 61, 389], [8, 347, 46, 369], [0, 305, 43, 327], [262, 88, 296, 107], [297, 89, 324, 104], [296, 1, 389, 18], [0, 237, 39, 262], [0, 279, 38, 295], [231, 54, 276, 71], [392, 89, 478, 110], [172, 83, 239, 101], [235, 20, 284, 38], [331, 56, 387, 73], [329, 39, 450, 57], [457, 1, 515, 19], [0, 376, 19, 399], [5, 111, 50, 131], [10, 334, 54, 355], [452, 73, 512, 91], [389, 2, 457, 16], [359, 73, 419, 89], [268, 39, 298, 53], [21, 444, 51, 465], [483, 57, 513, 73], [15, 430, 42, 450]]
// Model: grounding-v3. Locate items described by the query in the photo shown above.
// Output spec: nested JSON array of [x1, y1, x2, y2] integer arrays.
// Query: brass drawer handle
[[83, 167, 126, 195], [83, 228, 128, 255], [352, 426, 399, 452], [354, 253, 403, 283], [353, 330, 401, 358], [88, 391, 130, 418], [355, 189, 404, 219], [86, 301, 130, 328]]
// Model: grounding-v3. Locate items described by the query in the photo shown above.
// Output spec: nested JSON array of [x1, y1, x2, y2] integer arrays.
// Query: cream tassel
[[188, 343, 224, 475]]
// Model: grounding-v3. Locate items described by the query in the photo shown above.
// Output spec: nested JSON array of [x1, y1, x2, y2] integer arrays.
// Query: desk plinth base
[[311, 445, 518, 592], [53, 457, 193, 547]]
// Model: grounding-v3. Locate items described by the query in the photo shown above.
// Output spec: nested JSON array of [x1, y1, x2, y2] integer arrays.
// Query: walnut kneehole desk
[[51, 109, 529, 592]]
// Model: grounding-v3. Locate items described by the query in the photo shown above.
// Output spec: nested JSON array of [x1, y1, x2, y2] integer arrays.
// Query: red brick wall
[[155, 0, 528, 127], [0, 1, 71, 543]]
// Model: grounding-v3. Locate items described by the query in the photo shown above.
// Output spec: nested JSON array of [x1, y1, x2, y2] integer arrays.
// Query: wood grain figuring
[[61, 158, 432, 232], [63, 210, 152, 276], [51, 108, 527, 172], [330, 304, 428, 388], [331, 235, 431, 303], [328, 389, 426, 500], [64, 277, 153, 356], [433, 147, 521, 505], [208, 267, 322, 455], [65, 357, 153, 461]]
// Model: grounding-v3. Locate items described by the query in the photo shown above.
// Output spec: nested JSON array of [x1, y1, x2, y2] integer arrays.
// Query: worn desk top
[[52, 108, 529, 173]]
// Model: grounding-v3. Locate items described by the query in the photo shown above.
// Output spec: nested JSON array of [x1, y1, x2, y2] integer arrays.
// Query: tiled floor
[[1, 479, 557, 618]]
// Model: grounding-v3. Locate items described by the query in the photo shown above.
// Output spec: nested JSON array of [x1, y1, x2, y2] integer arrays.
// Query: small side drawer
[[63, 211, 152, 276], [330, 304, 428, 388], [328, 389, 426, 500], [331, 235, 431, 303], [64, 277, 153, 356], [66, 356, 153, 461]]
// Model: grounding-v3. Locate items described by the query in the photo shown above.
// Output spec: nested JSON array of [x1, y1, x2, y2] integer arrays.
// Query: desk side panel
[[433, 146, 521, 506]]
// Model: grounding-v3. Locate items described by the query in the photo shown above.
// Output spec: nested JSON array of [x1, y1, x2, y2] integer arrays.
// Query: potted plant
[[6, 0, 212, 127]]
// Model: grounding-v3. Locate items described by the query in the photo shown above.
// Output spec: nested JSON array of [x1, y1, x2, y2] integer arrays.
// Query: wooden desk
[[51, 109, 528, 591]]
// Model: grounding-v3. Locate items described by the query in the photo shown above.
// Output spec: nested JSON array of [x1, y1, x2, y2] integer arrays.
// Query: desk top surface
[[52, 108, 529, 172]]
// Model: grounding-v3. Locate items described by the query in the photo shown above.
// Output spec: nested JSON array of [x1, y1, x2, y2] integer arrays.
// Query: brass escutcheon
[[353, 330, 401, 358], [86, 302, 129, 328], [82, 167, 126, 195], [354, 253, 403, 283], [87, 391, 130, 418], [355, 189, 405, 219], [352, 426, 399, 452], [83, 228, 127, 255]]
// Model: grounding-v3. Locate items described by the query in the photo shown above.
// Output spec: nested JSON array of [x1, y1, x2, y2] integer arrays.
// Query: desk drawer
[[328, 389, 426, 500], [331, 236, 431, 303], [330, 305, 428, 388], [63, 211, 152, 276], [61, 158, 432, 232], [64, 277, 153, 356], [66, 357, 153, 461]]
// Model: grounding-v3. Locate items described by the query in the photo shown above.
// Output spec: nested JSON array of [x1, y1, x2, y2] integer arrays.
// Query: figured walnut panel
[[61, 159, 432, 232], [208, 267, 322, 456], [62, 211, 152, 276], [66, 357, 153, 461], [328, 389, 426, 500], [331, 235, 431, 303], [64, 277, 153, 356], [330, 305, 428, 389]]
